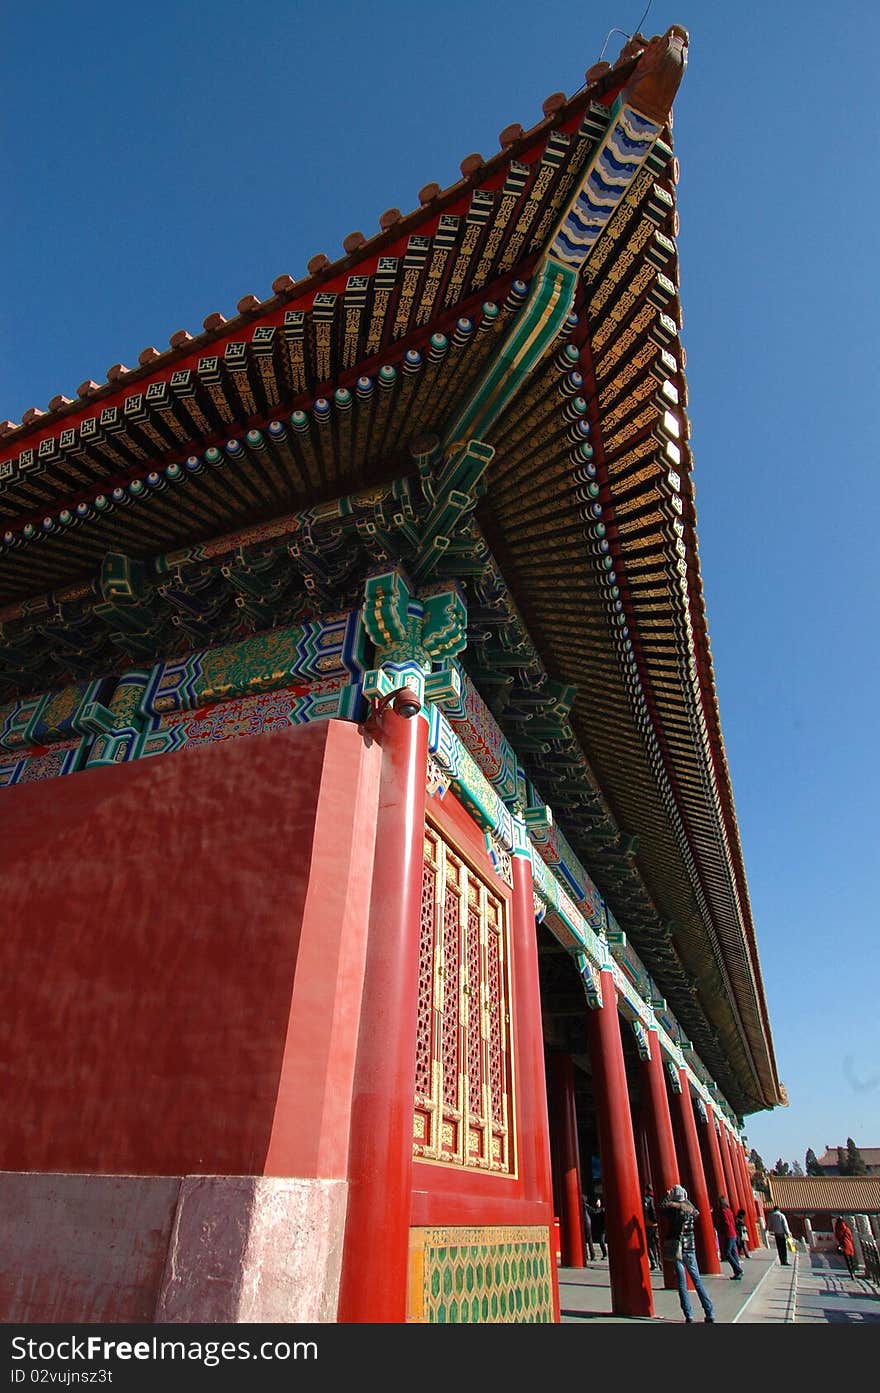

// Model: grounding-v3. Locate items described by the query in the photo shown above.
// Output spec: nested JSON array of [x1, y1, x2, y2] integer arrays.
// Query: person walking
[[643, 1185, 661, 1271], [660, 1184, 716, 1323], [587, 1196, 607, 1259], [715, 1196, 744, 1279], [581, 1194, 596, 1262], [833, 1216, 857, 1278], [767, 1205, 792, 1265], [735, 1208, 750, 1258]]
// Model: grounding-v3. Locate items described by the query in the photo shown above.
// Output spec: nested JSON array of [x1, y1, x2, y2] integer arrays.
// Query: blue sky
[[3, 1, 878, 1170]]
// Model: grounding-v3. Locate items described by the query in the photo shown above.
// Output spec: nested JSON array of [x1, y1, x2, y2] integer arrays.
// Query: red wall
[[0, 719, 380, 1178]]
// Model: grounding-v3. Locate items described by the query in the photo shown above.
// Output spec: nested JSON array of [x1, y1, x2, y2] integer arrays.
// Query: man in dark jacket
[[643, 1185, 661, 1270], [581, 1195, 596, 1262], [660, 1184, 716, 1323], [589, 1196, 607, 1259]]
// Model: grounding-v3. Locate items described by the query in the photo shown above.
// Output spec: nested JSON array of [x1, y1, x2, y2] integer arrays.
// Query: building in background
[[768, 1175, 880, 1277], [815, 1146, 880, 1176], [0, 26, 784, 1323]]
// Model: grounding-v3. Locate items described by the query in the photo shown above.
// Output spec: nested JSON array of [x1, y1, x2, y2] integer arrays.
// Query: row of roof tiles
[[768, 1174, 880, 1212], [0, 44, 646, 439]]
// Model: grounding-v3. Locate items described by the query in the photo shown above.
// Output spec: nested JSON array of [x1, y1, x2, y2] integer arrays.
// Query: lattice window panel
[[414, 823, 514, 1173]]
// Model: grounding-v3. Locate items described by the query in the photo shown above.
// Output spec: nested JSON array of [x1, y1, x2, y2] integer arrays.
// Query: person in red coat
[[715, 1196, 744, 1279], [833, 1216, 857, 1278]]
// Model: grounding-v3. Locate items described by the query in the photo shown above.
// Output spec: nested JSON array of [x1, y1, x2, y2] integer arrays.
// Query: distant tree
[[838, 1147, 847, 1173], [805, 1148, 823, 1176], [772, 1158, 791, 1176], [843, 1138, 868, 1175], [748, 1150, 769, 1196], [791, 1161, 804, 1176]]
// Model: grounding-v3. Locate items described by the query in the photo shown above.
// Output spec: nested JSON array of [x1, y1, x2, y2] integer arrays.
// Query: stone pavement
[[790, 1249, 880, 1324], [558, 1243, 880, 1324]]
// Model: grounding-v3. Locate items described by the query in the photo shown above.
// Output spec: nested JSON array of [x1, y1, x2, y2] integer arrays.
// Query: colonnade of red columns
[[583, 968, 654, 1317], [327, 699, 761, 1324], [548, 973, 761, 1316]]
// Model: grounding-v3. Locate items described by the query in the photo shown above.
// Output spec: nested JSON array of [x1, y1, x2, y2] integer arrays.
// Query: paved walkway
[[791, 1250, 880, 1324], [558, 1244, 880, 1324]]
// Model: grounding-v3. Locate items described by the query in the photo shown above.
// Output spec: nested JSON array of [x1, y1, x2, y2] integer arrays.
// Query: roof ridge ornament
[[622, 25, 688, 127]]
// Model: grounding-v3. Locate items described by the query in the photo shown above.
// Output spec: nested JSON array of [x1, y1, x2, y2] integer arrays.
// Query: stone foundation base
[[0, 1172, 347, 1323]]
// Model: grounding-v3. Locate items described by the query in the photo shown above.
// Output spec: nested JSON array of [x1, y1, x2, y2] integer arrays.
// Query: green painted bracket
[[442, 261, 578, 448]]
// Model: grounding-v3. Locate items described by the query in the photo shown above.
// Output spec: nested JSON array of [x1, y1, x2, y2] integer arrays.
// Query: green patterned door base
[[408, 1226, 555, 1322]]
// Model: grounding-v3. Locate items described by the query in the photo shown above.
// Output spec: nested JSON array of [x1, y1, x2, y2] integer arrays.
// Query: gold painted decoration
[[414, 823, 514, 1175]]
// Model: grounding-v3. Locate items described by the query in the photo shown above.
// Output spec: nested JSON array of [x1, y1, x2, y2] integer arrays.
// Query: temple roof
[[0, 28, 782, 1116], [817, 1147, 880, 1170], [768, 1175, 880, 1213]]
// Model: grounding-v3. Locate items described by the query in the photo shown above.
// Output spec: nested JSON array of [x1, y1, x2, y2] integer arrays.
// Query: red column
[[727, 1133, 752, 1246], [727, 1132, 748, 1217], [510, 852, 555, 1203], [639, 1031, 680, 1289], [697, 1104, 727, 1214], [337, 708, 428, 1322], [635, 1111, 652, 1193], [733, 1140, 760, 1248], [585, 969, 653, 1317], [670, 1070, 721, 1275], [510, 852, 559, 1319], [718, 1124, 744, 1219], [548, 1053, 585, 1267]]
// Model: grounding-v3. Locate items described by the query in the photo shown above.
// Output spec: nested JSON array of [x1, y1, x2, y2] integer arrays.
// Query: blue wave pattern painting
[[550, 105, 661, 269]]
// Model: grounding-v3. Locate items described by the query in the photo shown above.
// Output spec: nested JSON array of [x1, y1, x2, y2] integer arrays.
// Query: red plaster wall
[[0, 719, 380, 1178]]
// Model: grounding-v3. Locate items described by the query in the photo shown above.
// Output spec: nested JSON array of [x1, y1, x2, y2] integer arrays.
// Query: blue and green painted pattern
[[440, 662, 518, 803], [548, 103, 662, 270], [443, 262, 578, 448], [426, 703, 517, 852], [0, 677, 111, 751], [530, 850, 607, 969], [408, 1227, 554, 1324], [136, 678, 360, 760], [0, 736, 90, 788], [140, 609, 365, 716]]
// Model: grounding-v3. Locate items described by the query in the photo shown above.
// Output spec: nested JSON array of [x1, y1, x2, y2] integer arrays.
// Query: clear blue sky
[[3, 1, 878, 1170]]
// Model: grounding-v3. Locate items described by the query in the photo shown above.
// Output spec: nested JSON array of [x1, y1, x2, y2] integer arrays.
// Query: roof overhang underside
[[0, 29, 782, 1115]]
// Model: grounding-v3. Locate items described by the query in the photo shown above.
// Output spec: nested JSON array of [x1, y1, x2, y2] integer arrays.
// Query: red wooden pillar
[[585, 968, 653, 1317], [744, 1148, 762, 1247], [640, 1030, 681, 1289], [733, 1140, 760, 1248], [697, 1102, 727, 1214], [510, 853, 554, 1201], [336, 708, 428, 1322], [635, 1109, 652, 1194], [726, 1131, 748, 1218], [727, 1132, 752, 1246], [510, 852, 559, 1318], [718, 1123, 743, 1220], [548, 1053, 585, 1267], [670, 1069, 721, 1275]]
